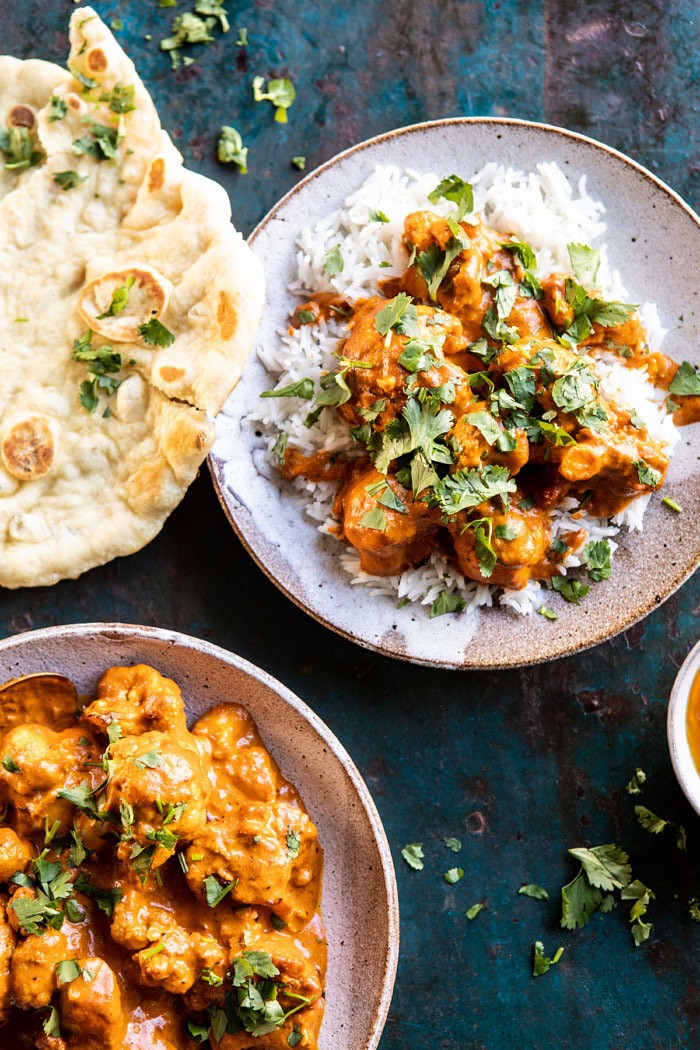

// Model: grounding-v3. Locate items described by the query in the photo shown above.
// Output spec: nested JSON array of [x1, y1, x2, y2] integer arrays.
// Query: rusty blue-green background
[[3, 1, 700, 1046]]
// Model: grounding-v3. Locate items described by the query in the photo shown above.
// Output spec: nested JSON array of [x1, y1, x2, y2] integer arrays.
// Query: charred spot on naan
[[1, 416, 56, 482], [147, 157, 165, 193], [8, 105, 35, 129], [85, 47, 108, 74], [78, 265, 172, 342], [216, 290, 237, 340]]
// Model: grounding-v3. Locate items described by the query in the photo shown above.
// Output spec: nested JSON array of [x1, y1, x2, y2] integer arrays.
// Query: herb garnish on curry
[[0, 665, 325, 1048], [266, 175, 699, 610]]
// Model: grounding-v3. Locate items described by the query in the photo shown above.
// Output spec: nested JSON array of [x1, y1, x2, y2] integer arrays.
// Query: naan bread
[[0, 9, 264, 588]]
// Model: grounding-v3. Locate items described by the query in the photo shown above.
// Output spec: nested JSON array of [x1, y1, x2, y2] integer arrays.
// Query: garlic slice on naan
[[78, 265, 173, 343], [0, 10, 264, 589]]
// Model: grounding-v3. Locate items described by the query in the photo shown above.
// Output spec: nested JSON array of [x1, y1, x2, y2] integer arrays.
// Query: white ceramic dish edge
[[667, 638, 700, 815]]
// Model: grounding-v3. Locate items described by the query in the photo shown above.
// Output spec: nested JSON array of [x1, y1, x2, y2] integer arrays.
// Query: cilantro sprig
[[252, 76, 295, 123]]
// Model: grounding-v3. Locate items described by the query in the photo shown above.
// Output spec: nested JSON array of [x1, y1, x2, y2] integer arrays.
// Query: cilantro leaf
[[582, 539, 612, 582], [97, 276, 134, 319], [137, 318, 175, 347], [500, 237, 537, 271], [625, 768, 646, 795], [560, 869, 603, 929], [43, 1006, 61, 1038], [567, 243, 601, 287], [0, 125, 43, 170], [72, 120, 120, 161], [552, 368, 596, 413], [132, 749, 162, 770], [482, 307, 520, 344], [322, 244, 344, 275], [444, 837, 461, 852], [537, 420, 576, 447], [56, 959, 82, 985], [54, 171, 83, 191], [533, 941, 564, 977], [369, 209, 389, 223], [204, 874, 235, 907], [218, 126, 248, 172], [400, 843, 424, 870], [397, 337, 434, 372], [634, 805, 669, 834], [417, 239, 463, 301], [465, 903, 483, 920], [430, 591, 466, 618], [378, 485, 408, 515], [668, 361, 700, 396], [633, 460, 662, 487], [101, 84, 136, 115], [48, 96, 68, 122], [622, 879, 655, 945], [468, 410, 503, 446], [538, 604, 558, 620], [519, 884, 549, 900], [464, 516, 497, 578], [504, 366, 536, 412], [260, 378, 315, 400], [252, 76, 295, 123], [444, 867, 464, 884], [272, 432, 288, 465], [567, 844, 631, 892], [359, 507, 386, 532], [286, 827, 301, 858], [427, 174, 474, 218], [73, 874, 122, 916], [551, 575, 589, 604], [403, 397, 453, 455], [483, 270, 518, 322], [434, 465, 516, 516], [2, 755, 20, 773], [375, 293, 418, 337]]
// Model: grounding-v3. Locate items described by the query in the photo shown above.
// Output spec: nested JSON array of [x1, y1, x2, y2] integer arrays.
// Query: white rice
[[248, 162, 680, 616]]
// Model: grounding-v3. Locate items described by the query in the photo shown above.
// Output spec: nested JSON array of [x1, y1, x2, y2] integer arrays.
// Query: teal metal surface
[[1, 2, 699, 1047]]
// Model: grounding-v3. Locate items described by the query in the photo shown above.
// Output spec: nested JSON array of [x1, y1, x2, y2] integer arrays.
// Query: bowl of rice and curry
[[211, 119, 700, 669]]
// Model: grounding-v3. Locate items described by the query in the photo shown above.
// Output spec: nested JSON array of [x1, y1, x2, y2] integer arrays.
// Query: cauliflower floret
[[218, 933, 324, 1050], [135, 925, 225, 994], [0, 900, 15, 1021], [0, 728, 100, 836], [58, 957, 126, 1050], [103, 729, 211, 867], [192, 704, 278, 808], [10, 928, 68, 1008], [185, 800, 321, 930], [0, 826, 33, 881], [81, 664, 188, 738]]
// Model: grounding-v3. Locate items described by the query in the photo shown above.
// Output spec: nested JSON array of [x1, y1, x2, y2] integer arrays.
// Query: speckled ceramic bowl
[[667, 639, 700, 815], [210, 117, 700, 669], [0, 623, 399, 1050]]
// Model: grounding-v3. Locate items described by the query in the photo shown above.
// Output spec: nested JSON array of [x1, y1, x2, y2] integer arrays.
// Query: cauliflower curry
[[273, 177, 699, 602], [0, 665, 325, 1049]]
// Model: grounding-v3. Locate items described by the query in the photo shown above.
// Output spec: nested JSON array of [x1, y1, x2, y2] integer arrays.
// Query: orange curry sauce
[[0, 665, 325, 1049], [278, 206, 698, 590], [686, 669, 700, 774]]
